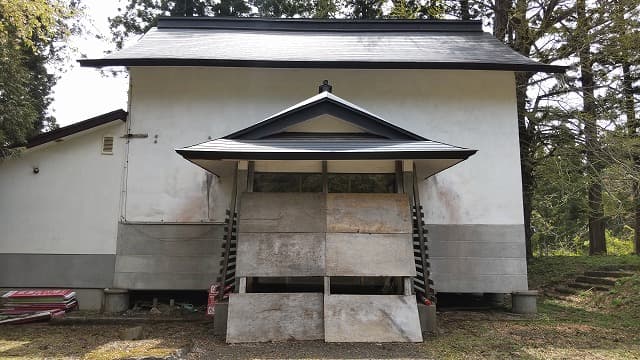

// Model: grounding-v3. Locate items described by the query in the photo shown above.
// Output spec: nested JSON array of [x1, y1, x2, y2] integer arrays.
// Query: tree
[[0, 0, 81, 157], [109, 0, 251, 49]]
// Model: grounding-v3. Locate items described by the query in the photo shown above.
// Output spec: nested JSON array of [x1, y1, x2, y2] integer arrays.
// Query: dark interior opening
[[330, 276, 404, 295], [247, 276, 324, 293]]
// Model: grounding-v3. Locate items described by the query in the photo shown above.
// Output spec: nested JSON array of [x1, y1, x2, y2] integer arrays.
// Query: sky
[[50, 1, 130, 127]]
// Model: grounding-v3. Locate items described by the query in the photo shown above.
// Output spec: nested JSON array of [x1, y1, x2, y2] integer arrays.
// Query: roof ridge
[[156, 17, 483, 33]]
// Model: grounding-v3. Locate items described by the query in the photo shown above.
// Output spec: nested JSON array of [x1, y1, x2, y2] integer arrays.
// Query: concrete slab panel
[[0, 254, 115, 288], [324, 295, 422, 342], [426, 224, 525, 243], [430, 258, 527, 275], [326, 233, 415, 276], [116, 255, 217, 273], [236, 233, 325, 277], [432, 273, 528, 293], [117, 223, 224, 256], [239, 193, 325, 233], [429, 240, 526, 258], [326, 194, 411, 234], [226, 293, 324, 343]]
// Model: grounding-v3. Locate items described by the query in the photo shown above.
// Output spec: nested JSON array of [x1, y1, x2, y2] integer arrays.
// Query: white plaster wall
[[0, 122, 126, 254], [126, 67, 522, 225]]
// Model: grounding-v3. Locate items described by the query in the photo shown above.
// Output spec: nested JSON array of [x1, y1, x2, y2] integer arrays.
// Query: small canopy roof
[[176, 83, 477, 178]]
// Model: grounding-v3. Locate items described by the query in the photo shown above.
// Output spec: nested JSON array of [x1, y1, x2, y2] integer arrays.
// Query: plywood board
[[326, 233, 415, 276], [226, 293, 324, 343], [324, 295, 422, 343], [326, 193, 411, 234], [236, 232, 325, 276], [239, 192, 325, 233]]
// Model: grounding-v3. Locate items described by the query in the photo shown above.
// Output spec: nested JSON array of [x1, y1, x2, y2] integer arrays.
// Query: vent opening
[[102, 136, 114, 155]]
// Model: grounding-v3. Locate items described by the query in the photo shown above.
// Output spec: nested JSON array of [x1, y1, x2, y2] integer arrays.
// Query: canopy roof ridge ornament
[[319, 80, 332, 93]]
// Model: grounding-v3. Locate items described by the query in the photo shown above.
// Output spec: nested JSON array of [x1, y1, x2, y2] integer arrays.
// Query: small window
[[102, 136, 114, 155], [328, 174, 395, 193], [253, 173, 323, 192]]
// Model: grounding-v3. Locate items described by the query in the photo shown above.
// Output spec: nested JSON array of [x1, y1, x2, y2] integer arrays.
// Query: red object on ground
[[207, 284, 219, 316], [0, 289, 78, 320]]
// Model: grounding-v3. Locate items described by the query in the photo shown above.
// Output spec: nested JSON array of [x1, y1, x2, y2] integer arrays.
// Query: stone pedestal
[[511, 290, 538, 314], [417, 303, 437, 333], [213, 302, 228, 336], [103, 288, 129, 313]]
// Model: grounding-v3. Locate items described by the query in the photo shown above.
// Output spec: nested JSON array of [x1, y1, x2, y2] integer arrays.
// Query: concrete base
[[324, 295, 423, 342], [511, 290, 538, 314], [227, 293, 324, 343], [103, 288, 129, 313], [417, 303, 437, 333], [213, 302, 228, 336], [75, 289, 105, 310]]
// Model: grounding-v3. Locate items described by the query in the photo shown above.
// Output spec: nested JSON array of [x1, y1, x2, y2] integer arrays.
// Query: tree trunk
[[185, 0, 195, 16], [459, 0, 470, 20], [493, 0, 511, 42], [577, 0, 606, 255], [516, 72, 535, 259], [623, 62, 640, 255]]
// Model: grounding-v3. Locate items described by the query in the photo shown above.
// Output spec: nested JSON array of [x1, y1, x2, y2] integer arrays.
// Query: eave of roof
[[26, 109, 128, 148], [79, 17, 566, 73], [176, 138, 477, 161]]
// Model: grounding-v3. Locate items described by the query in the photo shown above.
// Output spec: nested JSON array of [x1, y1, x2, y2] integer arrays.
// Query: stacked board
[[0, 290, 78, 315]]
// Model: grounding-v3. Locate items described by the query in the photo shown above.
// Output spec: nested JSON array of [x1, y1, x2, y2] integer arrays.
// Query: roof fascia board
[[225, 98, 424, 141], [26, 109, 128, 148], [176, 149, 477, 161], [78, 58, 567, 73], [156, 17, 483, 32]]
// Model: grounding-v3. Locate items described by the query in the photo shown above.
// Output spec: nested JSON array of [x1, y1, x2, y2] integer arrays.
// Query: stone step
[[555, 286, 578, 295], [597, 264, 640, 272], [567, 282, 610, 292], [575, 276, 617, 286], [544, 291, 570, 301], [584, 270, 635, 278]]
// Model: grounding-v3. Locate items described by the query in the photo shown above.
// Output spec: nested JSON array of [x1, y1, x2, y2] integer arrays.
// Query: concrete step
[[575, 276, 617, 286], [584, 270, 635, 278], [567, 282, 610, 292], [544, 291, 570, 301], [555, 286, 578, 295], [597, 264, 640, 272]]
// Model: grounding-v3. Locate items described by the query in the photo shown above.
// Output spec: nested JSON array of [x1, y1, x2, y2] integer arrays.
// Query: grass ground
[[0, 256, 639, 359]]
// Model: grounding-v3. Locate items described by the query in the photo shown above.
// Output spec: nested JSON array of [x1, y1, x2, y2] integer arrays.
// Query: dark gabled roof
[[26, 109, 127, 148], [79, 17, 565, 73], [225, 91, 425, 140], [176, 138, 476, 160]]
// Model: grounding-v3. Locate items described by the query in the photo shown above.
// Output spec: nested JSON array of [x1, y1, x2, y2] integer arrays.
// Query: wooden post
[[238, 277, 247, 293], [404, 277, 412, 296], [219, 161, 239, 301], [324, 276, 330, 296], [412, 162, 432, 300]]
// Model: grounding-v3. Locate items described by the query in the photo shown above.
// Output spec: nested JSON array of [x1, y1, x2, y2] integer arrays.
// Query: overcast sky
[[50, 1, 130, 127]]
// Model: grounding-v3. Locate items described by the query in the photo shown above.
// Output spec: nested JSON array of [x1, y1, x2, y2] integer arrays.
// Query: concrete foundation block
[[417, 303, 437, 333], [74, 289, 104, 311], [120, 326, 144, 340], [103, 288, 129, 313], [511, 290, 538, 314], [324, 294, 423, 342], [213, 302, 228, 336]]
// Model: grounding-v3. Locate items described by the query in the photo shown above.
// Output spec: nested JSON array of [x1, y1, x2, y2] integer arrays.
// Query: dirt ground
[[1, 301, 639, 360]]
